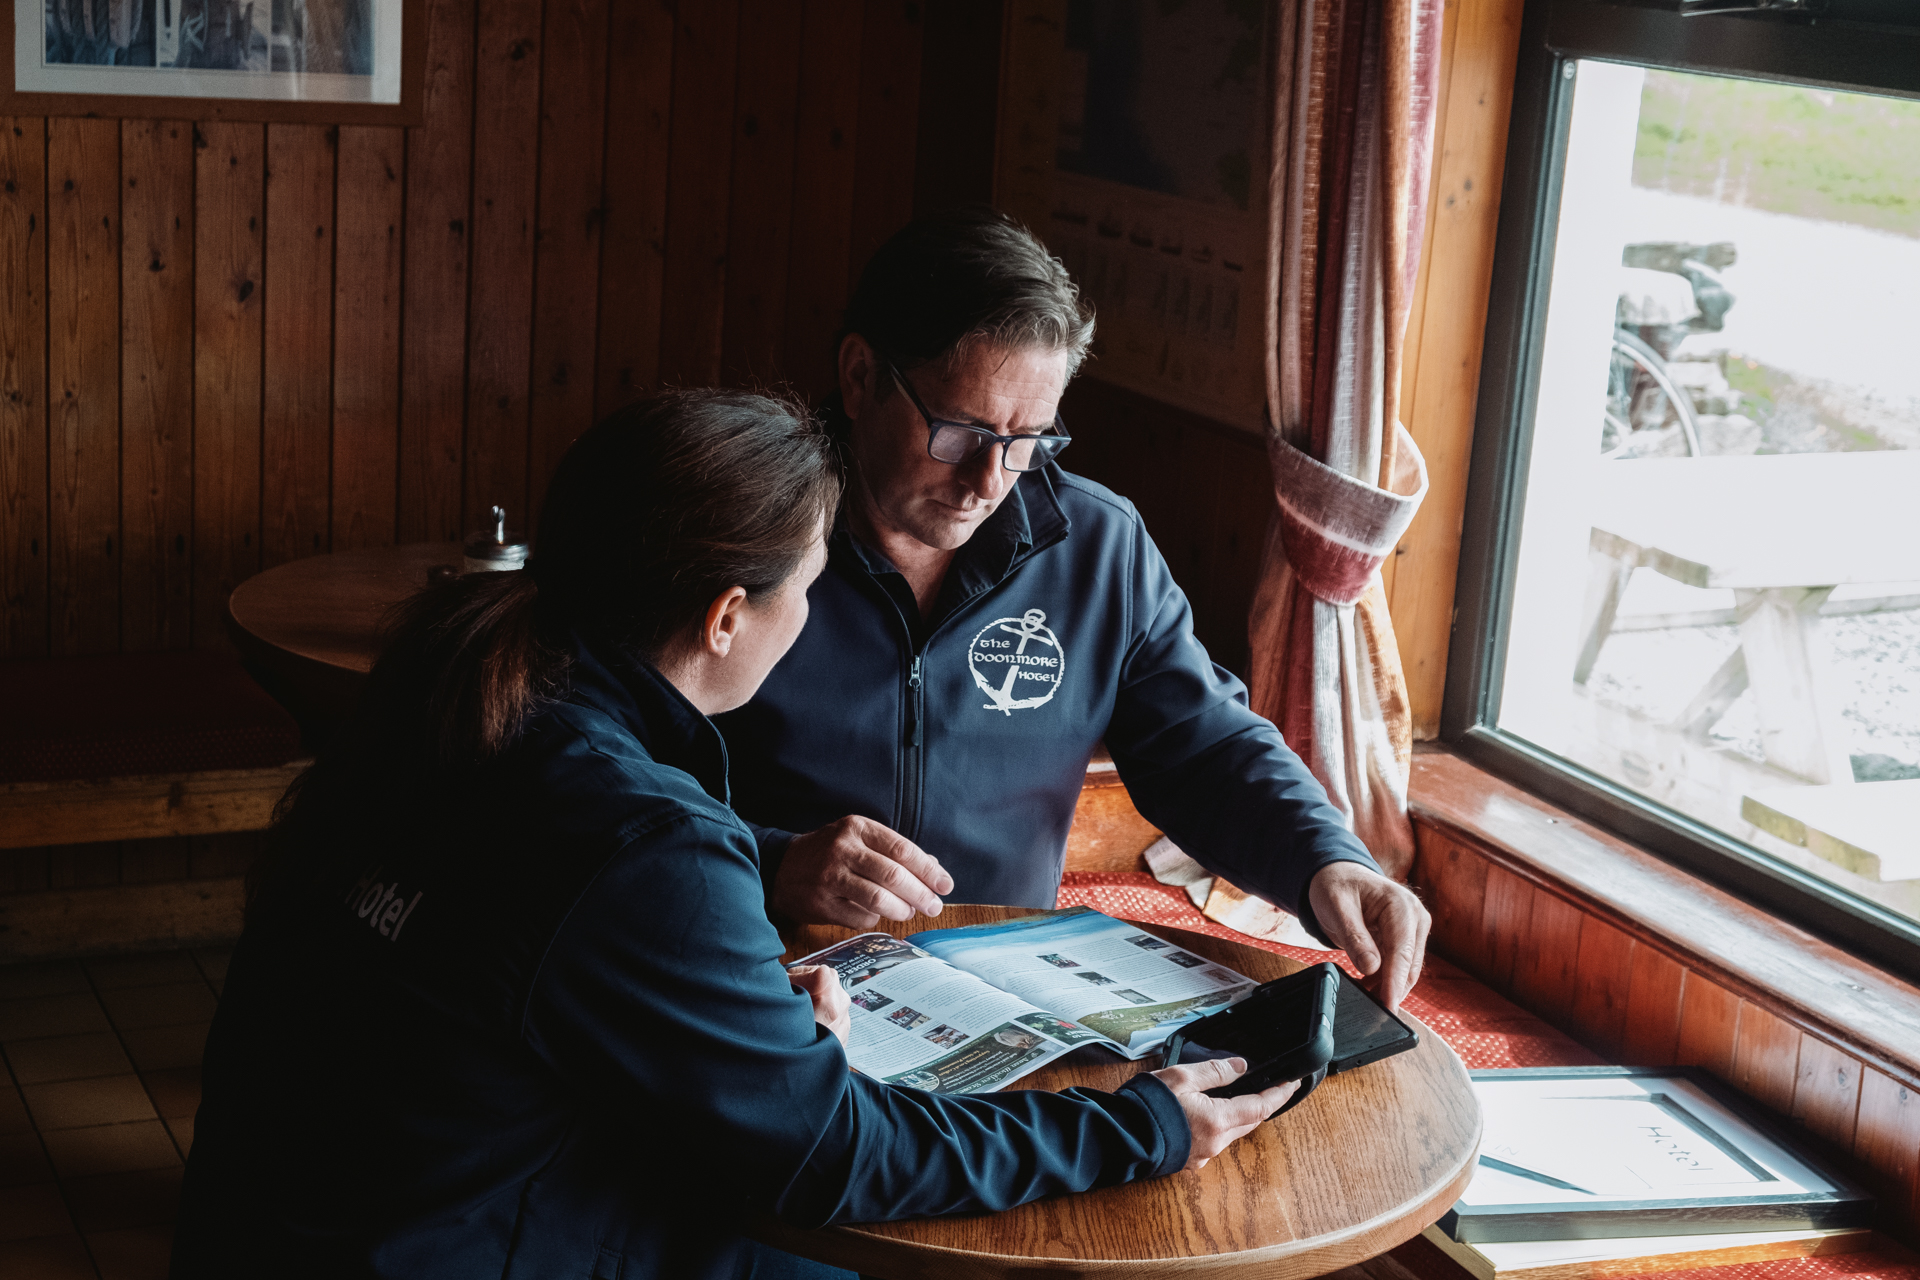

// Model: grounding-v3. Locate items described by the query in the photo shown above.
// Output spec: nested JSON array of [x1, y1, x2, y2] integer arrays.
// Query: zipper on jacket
[[900, 650, 927, 839], [906, 653, 925, 748]]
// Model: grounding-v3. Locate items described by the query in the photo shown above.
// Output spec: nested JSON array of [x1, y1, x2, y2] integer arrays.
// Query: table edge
[[762, 990, 1484, 1275]]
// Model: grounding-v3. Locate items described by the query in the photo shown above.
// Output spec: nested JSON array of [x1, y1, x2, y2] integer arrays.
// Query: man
[[718, 208, 1429, 1007]]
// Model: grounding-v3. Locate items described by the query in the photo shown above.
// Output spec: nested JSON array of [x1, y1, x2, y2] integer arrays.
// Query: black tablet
[[1326, 968, 1419, 1074], [1162, 962, 1340, 1098]]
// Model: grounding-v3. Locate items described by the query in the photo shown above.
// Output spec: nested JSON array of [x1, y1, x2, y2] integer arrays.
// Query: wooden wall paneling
[[1199, 434, 1271, 679], [262, 125, 337, 568], [657, 0, 742, 388], [1386, 0, 1526, 737], [1477, 861, 1533, 991], [1731, 999, 1803, 1117], [527, 0, 609, 526], [718, 0, 804, 387], [1509, 886, 1583, 1019], [397, 0, 477, 544], [120, 835, 190, 884], [1131, 422, 1225, 655], [910, 2, 1002, 218], [191, 830, 260, 879], [47, 118, 121, 657], [1568, 913, 1635, 1060], [845, 0, 924, 291], [463, 0, 546, 536], [50, 841, 120, 890], [1618, 940, 1685, 1066], [1387, 0, 1457, 484], [1409, 828, 1491, 976], [0, 118, 48, 657], [593, 0, 675, 418], [1413, 751, 1920, 1084], [0, 847, 49, 893], [1674, 972, 1740, 1081], [1854, 1069, 1920, 1228], [119, 120, 194, 653], [191, 123, 265, 651], [1381, 0, 1458, 615], [1793, 1034, 1864, 1152], [781, 0, 865, 399], [330, 127, 404, 551]]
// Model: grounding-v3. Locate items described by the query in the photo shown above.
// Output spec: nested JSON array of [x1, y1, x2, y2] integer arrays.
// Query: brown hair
[[384, 388, 841, 764], [840, 205, 1095, 387], [255, 389, 840, 900]]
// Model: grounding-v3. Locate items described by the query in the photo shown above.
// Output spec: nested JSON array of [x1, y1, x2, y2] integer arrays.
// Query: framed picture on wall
[[2, 0, 424, 123]]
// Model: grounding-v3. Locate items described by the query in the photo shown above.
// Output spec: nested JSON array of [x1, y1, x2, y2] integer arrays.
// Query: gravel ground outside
[[1586, 607, 1920, 779]]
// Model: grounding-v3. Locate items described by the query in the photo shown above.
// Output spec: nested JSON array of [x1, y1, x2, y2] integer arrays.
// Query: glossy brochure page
[[909, 907, 1257, 1061], [793, 933, 1085, 1094]]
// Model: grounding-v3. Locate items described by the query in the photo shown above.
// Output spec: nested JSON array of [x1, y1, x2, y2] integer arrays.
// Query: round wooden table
[[227, 542, 460, 726], [764, 906, 1481, 1278]]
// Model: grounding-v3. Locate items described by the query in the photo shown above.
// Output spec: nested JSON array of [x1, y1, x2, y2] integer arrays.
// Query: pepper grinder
[[463, 505, 529, 574]]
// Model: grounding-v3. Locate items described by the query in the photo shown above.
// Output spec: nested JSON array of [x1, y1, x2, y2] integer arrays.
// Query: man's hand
[[788, 964, 850, 1047], [1148, 1058, 1298, 1172], [772, 815, 955, 929], [1307, 862, 1430, 1011]]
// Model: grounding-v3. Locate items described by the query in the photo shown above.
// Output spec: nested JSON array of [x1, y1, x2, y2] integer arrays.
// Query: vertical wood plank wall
[[0, 0, 926, 664]]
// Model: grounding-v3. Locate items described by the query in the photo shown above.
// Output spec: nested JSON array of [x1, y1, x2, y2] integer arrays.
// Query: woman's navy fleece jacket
[[171, 641, 1189, 1279]]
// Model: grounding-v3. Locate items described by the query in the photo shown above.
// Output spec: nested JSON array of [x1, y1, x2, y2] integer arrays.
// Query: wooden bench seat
[[0, 651, 306, 850], [0, 652, 305, 961], [0, 762, 308, 850]]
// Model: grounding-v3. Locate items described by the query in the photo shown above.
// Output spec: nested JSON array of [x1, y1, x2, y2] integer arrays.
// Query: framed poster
[[3, 0, 423, 124], [995, 0, 1270, 434], [1438, 1068, 1873, 1244]]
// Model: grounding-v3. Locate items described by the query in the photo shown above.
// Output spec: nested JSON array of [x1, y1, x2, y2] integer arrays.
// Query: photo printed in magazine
[[791, 934, 1086, 1093]]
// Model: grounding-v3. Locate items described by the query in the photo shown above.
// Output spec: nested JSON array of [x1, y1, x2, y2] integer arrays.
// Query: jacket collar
[[561, 634, 731, 806]]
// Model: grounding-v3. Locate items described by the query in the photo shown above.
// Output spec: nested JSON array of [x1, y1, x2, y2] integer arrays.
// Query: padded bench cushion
[[0, 651, 303, 784]]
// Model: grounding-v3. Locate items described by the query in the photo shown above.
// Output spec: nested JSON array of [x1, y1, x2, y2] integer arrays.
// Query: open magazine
[[792, 906, 1256, 1095]]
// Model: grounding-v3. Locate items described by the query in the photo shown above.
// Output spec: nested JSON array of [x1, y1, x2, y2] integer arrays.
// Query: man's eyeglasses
[[886, 361, 1071, 473]]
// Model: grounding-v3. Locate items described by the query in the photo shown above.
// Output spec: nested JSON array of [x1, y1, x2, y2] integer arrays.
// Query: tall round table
[[227, 542, 460, 727], [765, 905, 1481, 1279]]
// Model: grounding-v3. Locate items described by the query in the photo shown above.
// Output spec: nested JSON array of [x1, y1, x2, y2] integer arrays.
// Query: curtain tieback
[[1270, 425, 1429, 606]]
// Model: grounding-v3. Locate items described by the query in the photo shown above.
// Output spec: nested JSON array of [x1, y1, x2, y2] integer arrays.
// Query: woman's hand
[[1148, 1057, 1298, 1172], [787, 964, 850, 1047]]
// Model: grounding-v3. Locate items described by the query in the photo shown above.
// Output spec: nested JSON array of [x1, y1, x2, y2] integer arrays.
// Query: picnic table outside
[[1575, 452, 1920, 785]]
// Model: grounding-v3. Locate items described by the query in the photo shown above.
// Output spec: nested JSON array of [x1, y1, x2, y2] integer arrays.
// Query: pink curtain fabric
[[1248, 0, 1443, 879]]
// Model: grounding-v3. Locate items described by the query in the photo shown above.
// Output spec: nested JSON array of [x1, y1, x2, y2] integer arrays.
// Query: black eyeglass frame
[[884, 361, 1072, 473]]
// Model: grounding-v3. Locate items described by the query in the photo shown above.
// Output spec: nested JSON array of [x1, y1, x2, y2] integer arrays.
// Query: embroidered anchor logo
[[967, 608, 1064, 714]]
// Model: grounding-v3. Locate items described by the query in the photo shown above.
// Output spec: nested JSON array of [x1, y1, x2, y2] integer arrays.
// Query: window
[[1446, 0, 1920, 978]]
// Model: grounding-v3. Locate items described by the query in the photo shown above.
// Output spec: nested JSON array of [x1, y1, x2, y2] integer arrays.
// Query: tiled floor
[[0, 948, 224, 1280]]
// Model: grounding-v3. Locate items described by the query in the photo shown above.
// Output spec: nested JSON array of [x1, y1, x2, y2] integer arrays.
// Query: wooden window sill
[[1409, 744, 1920, 1232], [1410, 744, 1920, 1084]]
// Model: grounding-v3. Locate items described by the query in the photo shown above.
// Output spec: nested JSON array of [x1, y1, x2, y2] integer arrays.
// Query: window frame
[[1441, 0, 1920, 980]]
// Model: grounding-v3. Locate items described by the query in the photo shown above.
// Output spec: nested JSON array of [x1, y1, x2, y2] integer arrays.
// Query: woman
[[172, 390, 1291, 1279]]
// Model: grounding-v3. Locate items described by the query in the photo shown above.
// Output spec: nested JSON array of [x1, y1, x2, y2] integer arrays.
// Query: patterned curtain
[[1249, 0, 1442, 879], [1149, 0, 1443, 940]]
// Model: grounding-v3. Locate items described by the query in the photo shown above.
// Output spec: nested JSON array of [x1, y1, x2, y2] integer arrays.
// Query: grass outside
[[1633, 70, 1920, 240], [1718, 353, 1898, 453]]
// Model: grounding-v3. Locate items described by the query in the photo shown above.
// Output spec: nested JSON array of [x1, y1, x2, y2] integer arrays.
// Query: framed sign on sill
[[1438, 1067, 1873, 1244], [3, 0, 424, 124]]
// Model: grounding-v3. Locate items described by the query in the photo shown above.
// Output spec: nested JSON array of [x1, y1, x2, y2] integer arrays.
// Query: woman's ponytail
[[378, 567, 564, 767]]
